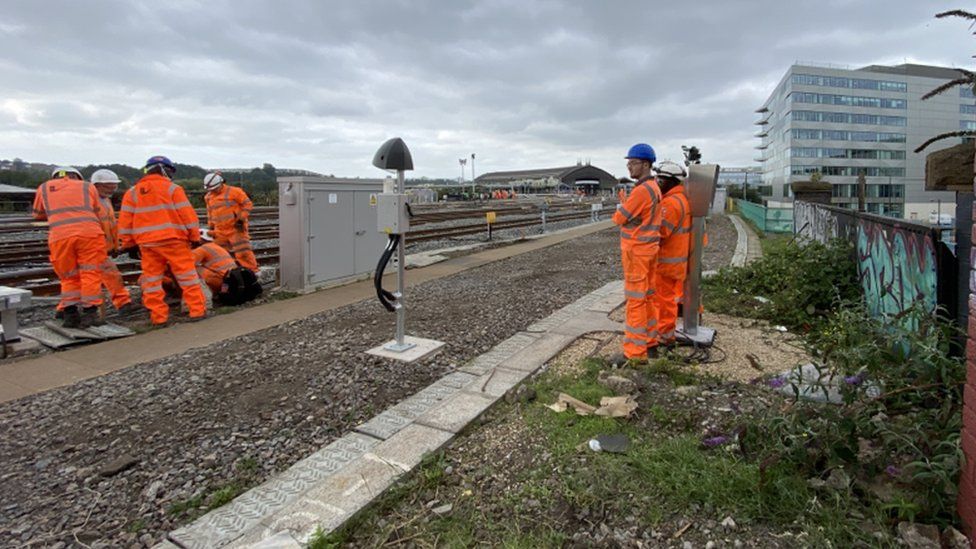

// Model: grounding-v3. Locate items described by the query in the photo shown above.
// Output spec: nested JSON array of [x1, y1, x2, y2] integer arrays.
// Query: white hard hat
[[52, 166, 83, 180], [655, 160, 686, 181], [203, 172, 225, 191], [91, 168, 121, 185]]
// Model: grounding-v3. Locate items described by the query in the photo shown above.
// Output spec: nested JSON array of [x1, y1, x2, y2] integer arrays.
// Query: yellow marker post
[[486, 211, 496, 240]]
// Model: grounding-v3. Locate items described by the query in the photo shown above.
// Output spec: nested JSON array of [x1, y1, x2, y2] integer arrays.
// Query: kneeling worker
[[118, 156, 206, 325], [192, 236, 263, 306], [653, 161, 692, 348]]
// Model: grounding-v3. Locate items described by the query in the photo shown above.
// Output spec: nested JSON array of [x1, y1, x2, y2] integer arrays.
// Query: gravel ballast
[[0, 217, 736, 547]]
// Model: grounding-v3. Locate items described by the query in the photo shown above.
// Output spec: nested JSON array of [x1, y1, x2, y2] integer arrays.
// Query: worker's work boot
[[116, 303, 135, 317], [79, 307, 106, 329], [62, 306, 81, 329], [647, 346, 660, 359], [55, 309, 64, 320]]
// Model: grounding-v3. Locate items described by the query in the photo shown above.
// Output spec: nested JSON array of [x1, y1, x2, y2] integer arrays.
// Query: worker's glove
[[124, 247, 141, 261], [190, 240, 203, 249], [234, 219, 245, 231]]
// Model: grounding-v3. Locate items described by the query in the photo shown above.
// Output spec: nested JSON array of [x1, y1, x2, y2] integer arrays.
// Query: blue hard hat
[[144, 155, 176, 172], [625, 143, 656, 163]]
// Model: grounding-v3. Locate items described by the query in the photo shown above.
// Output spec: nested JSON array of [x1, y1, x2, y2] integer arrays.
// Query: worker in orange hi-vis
[[89, 169, 133, 314], [118, 156, 206, 326], [610, 143, 663, 363], [203, 172, 258, 272], [32, 167, 109, 329], [651, 161, 693, 348]]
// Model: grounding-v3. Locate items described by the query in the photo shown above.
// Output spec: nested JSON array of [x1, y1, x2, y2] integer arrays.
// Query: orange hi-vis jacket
[[192, 243, 237, 292], [612, 176, 663, 255], [206, 184, 252, 231], [97, 196, 120, 254], [32, 178, 105, 243], [118, 174, 200, 248], [657, 185, 692, 280]]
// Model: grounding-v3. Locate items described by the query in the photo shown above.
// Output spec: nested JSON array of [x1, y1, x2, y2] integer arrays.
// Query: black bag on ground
[[216, 267, 263, 306]]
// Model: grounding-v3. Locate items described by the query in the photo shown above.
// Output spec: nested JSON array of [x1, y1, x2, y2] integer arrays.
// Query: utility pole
[[742, 171, 748, 201], [458, 158, 467, 197], [471, 153, 476, 198]]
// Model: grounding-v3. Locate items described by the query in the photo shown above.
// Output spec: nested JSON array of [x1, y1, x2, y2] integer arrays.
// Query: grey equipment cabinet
[[278, 176, 386, 292]]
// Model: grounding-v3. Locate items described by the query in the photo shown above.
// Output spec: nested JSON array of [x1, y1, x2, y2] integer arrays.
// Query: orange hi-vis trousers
[[57, 258, 132, 312], [138, 240, 206, 325], [214, 227, 258, 273], [655, 275, 683, 345], [621, 248, 658, 359], [99, 258, 131, 309], [50, 235, 107, 309]]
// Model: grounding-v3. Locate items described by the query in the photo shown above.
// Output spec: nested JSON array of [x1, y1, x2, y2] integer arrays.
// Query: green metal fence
[[733, 199, 793, 234]]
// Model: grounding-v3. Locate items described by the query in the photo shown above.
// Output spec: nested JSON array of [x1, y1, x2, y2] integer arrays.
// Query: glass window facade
[[790, 110, 907, 126], [961, 104, 976, 114], [790, 165, 906, 177], [962, 87, 976, 99], [791, 92, 907, 109], [790, 148, 905, 160], [790, 128, 906, 142], [792, 74, 907, 92], [962, 120, 976, 130]]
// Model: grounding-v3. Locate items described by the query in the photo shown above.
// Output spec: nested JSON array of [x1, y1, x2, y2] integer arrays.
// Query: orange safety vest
[[97, 196, 120, 253], [192, 242, 237, 291], [206, 185, 253, 231], [32, 178, 104, 243], [612, 176, 663, 255], [118, 173, 200, 248], [657, 185, 692, 280]]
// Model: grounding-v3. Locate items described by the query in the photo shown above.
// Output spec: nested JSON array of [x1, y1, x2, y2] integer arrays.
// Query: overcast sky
[[1, 1, 973, 179]]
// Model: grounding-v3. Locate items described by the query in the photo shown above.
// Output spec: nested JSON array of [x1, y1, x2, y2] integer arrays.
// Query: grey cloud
[[0, 0, 972, 177]]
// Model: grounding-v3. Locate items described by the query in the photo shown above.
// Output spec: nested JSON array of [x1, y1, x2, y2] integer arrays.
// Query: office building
[[756, 63, 967, 220]]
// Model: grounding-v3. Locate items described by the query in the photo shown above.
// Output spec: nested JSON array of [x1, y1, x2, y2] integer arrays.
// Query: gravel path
[[0, 216, 736, 547]]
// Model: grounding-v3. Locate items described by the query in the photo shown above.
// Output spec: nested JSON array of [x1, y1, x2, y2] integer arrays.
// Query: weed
[[236, 457, 258, 474], [703, 237, 859, 331], [207, 483, 245, 510], [167, 494, 203, 517], [126, 518, 146, 533]]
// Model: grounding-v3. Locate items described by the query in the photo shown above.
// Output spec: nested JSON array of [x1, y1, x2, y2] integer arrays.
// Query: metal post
[[395, 169, 407, 347], [682, 217, 706, 335], [471, 153, 476, 198]]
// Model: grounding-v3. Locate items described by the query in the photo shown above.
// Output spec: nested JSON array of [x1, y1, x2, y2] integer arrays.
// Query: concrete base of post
[[675, 319, 716, 347], [367, 336, 445, 363]]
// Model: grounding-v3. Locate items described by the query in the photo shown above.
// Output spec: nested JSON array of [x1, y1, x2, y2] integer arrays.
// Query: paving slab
[[462, 365, 533, 398], [457, 331, 540, 375], [501, 333, 578, 372], [415, 390, 499, 433], [169, 433, 378, 549]]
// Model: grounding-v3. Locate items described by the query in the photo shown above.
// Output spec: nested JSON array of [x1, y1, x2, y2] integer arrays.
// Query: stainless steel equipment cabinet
[[278, 176, 386, 292]]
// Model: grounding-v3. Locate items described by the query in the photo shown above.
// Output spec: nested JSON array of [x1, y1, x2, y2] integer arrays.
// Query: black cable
[[373, 235, 399, 312]]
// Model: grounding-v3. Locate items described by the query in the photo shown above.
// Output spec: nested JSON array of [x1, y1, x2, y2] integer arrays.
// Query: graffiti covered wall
[[855, 220, 938, 317], [794, 201, 943, 317]]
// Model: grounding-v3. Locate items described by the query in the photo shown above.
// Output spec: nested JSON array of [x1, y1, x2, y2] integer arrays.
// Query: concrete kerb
[[728, 214, 750, 267], [162, 280, 626, 548]]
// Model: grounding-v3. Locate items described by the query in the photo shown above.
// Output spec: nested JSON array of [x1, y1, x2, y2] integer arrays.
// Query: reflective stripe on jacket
[[206, 185, 253, 231], [32, 178, 104, 243], [97, 196, 120, 253], [118, 174, 200, 247], [657, 185, 692, 280], [612, 176, 663, 255], [192, 242, 237, 291]]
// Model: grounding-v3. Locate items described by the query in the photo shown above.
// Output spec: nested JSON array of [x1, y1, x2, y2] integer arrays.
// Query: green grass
[[312, 354, 890, 547]]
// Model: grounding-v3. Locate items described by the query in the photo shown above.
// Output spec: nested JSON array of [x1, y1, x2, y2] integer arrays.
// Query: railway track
[[0, 201, 612, 295]]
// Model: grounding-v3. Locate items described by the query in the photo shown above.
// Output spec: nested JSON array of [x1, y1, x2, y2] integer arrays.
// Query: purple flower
[[843, 373, 866, 386], [702, 436, 729, 448], [767, 376, 786, 389], [885, 465, 901, 477]]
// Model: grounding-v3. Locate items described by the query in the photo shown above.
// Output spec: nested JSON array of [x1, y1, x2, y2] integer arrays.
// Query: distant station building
[[474, 162, 617, 195], [0, 183, 36, 213]]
